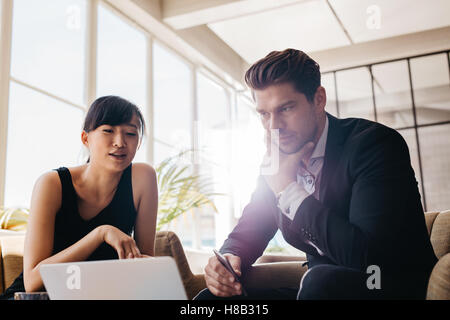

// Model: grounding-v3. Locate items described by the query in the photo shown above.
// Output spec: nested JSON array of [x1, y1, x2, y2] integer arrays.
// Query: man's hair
[[244, 48, 321, 103]]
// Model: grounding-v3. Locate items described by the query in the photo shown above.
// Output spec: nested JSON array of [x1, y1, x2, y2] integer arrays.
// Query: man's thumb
[[228, 256, 242, 276]]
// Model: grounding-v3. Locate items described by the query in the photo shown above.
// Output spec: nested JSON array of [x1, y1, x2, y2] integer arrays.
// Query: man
[[195, 49, 437, 300]]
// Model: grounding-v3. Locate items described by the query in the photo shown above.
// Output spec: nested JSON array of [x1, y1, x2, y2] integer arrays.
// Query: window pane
[[11, 0, 87, 105], [153, 42, 192, 149], [321, 73, 338, 117], [372, 60, 414, 129], [153, 140, 178, 166], [231, 95, 264, 218], [97, 5, 147, 163], [410, 53, 450, 125], [5, 82, 84, 208], [397, 129, 424, 209], [418, 124, 450, 212], [197, 73, 229, 166], [197, 72, 231, 248], [336, 67, 375, 121]]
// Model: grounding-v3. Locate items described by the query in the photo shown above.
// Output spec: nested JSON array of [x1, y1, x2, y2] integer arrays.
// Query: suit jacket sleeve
[[220, 177, 278, 271], [289, 127, 418, 271]]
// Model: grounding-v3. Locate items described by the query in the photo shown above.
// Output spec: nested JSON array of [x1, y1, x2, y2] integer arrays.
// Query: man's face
[[254, 82, 325, 155]]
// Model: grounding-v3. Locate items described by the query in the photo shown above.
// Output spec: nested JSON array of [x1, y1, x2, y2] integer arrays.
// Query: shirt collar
[[309, 115, 329, 160]]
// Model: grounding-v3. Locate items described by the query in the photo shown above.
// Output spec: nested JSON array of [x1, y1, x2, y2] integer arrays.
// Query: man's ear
[[314, 86, 327, 111], [81, 131, 89, 147]]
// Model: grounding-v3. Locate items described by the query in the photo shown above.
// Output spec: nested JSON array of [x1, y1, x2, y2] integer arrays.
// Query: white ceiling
[[205, 0, 450, 64]]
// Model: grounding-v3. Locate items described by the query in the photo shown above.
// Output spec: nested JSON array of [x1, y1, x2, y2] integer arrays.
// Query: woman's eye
[[103, 129, 113, 133], [127, 132, 137, 136]]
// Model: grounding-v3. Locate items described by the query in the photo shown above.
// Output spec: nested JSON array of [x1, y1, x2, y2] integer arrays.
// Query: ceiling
[[162, 0, 450, 64]]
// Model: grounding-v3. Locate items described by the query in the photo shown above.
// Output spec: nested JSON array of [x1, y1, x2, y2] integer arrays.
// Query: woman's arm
[[23, 172, 104, 292], [23, 172, 140, 292], [132, 163, 158, 256]]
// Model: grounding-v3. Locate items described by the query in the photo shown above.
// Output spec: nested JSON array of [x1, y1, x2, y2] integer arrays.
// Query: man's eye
[[282, 106, 293, 112], [103, 129, 113, 133]]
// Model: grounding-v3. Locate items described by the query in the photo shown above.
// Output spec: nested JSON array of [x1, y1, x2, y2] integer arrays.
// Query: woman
[[2, 95, 158, 298]]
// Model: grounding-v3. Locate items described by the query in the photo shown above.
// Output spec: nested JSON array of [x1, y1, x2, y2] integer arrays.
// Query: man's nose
[[269, 113, 282, 130]]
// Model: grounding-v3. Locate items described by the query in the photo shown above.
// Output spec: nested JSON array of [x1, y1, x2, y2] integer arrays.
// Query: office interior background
[[0, 0, 449, 256]]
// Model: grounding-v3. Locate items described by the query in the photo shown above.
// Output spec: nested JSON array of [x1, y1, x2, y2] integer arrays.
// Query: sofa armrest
[[242, 261, 307, 289], [0, 236, 25, 293], [426, 253, 450, 300]]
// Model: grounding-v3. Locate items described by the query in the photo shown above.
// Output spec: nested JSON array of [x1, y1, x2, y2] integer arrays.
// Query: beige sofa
[[1, 210, 449, 299]]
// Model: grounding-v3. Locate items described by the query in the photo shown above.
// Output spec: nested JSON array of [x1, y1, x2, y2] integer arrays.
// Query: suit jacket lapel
[[319, 113, 346, 203]]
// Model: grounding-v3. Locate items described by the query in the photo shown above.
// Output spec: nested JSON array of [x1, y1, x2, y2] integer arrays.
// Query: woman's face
[[82, 114, 141, 171]]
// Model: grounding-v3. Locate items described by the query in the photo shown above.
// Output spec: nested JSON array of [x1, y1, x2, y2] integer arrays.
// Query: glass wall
[[97, 4, 148, 162], [5, 0, 87, 208], [322, 51, 450, 212]]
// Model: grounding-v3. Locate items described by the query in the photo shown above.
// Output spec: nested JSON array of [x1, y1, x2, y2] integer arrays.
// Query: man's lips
[[279, 135, 294, 142]]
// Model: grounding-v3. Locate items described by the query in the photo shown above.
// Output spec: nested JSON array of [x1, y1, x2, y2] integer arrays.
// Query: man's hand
[[261, 133, 315, 194], [204, 253, 243, 297]]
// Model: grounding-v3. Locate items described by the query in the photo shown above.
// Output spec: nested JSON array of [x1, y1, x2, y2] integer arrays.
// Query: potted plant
[[155, 150, 220, 231]]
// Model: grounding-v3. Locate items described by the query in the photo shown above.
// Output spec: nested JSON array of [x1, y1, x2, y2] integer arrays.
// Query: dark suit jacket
[[220, 113, 437, 285]]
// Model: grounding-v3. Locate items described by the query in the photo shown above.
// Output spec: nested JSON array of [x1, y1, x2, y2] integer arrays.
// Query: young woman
[[2, 96, 158, 298]]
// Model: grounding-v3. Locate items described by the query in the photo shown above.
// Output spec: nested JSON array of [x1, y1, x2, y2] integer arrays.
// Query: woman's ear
[[81, 131, 89, 147]]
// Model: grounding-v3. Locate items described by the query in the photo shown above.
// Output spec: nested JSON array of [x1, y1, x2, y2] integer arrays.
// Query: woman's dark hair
[[83, 95, 145, 137], [83, 96, 146, 163], [244, 48, 321, 103]]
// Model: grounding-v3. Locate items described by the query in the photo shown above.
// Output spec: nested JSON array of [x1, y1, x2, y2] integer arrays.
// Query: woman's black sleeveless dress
[[1, 165, 137, 299]]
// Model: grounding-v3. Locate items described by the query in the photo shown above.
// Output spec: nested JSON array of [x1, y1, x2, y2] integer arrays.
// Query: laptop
[[39, 256, 187, 300]]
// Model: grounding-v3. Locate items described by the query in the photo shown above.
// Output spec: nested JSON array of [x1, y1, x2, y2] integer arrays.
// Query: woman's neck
[[76, 163, 124, 200]]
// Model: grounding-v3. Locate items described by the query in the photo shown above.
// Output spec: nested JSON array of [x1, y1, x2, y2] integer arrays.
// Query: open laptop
[[39, 256, 187, 300]]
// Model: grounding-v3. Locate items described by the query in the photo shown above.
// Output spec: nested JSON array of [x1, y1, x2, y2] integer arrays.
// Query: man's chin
[[278, 141, 306, 155]]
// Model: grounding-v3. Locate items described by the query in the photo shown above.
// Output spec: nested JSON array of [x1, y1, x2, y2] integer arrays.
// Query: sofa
[[1, 210, 449, 299]]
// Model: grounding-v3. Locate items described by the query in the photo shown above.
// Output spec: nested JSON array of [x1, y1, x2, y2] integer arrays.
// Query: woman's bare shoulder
[[131, 163, 157, 189]]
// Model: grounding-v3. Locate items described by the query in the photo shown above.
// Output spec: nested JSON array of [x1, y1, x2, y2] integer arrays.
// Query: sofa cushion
[[155, 231, 206, 299], [424, 211, 440, 236], [0, 236, 25, 290], [430, 210, 450, 259], [426, 253, 450, 300]]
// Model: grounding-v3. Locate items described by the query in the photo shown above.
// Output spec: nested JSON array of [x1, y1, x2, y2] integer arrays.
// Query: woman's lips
[[109, 153, 127, 160]]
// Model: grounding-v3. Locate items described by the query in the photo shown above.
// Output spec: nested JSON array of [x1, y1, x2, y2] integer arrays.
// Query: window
[[321, 73, 338, 118], [11, 0, 87, 105], [372, 60, 414, 129], [5, 83, 84, 207], [196, 72, 232, 249], [5, 0, 87, 208], [410, 53, 450, 126], [336, 67, 375, 121], [153, 42, 192, 150], [231, 94, 264, 218], [97, 4, 148, 162], [153, 42, 192, 165], [419, 124, 450, 211]]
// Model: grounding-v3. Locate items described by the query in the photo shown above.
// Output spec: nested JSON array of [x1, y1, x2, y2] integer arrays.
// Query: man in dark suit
[[195, 49, 437, 300]]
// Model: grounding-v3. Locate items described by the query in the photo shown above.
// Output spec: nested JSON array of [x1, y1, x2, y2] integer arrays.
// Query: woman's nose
[[113, 133, 126, 147]]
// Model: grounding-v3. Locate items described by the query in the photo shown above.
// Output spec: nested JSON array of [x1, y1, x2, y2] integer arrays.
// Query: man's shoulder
[[337, 116, 403, 148]]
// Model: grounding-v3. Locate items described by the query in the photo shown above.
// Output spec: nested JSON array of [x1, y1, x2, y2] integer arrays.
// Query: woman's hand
[[100, 225, 141, 259]]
